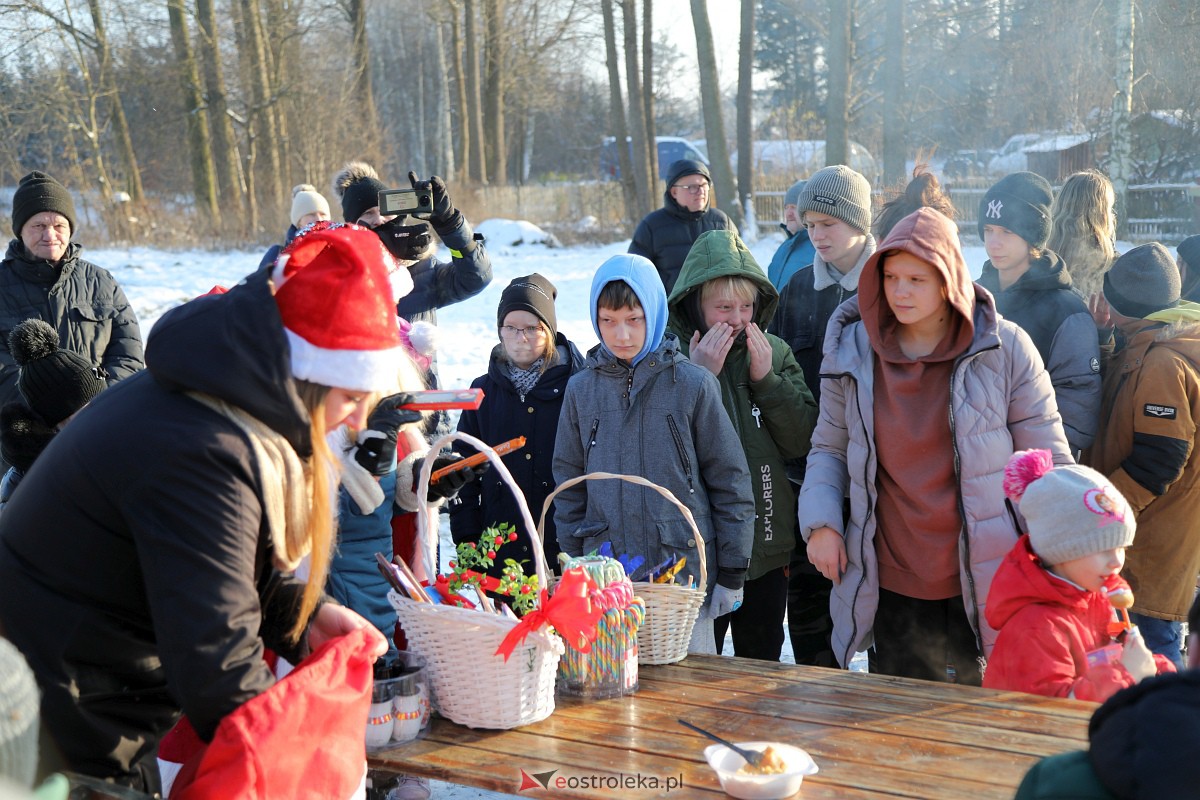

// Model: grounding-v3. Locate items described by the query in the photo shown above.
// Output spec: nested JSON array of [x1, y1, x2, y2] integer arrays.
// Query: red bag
[[171, 628, 375, 799]]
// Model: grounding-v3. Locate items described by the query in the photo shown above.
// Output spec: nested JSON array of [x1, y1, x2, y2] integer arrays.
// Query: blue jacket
[[765, 226, 816, 291], [327, 470, 400, 656], [450, 334, 584, 577], [553, 254, 755, 592]]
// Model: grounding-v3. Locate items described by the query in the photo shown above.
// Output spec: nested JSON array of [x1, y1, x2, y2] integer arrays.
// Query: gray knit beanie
[[0, 639, 39, 789], [796, 166, 872, 234], [783, 180, 807, 208], [1004, 450, 1136, 565], [1104, 242, 1181, 319]]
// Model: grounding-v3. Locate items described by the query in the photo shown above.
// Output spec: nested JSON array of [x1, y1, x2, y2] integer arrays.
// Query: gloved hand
[[407, 171, 461, 233], [374, 217, 434, 261], [353, 393, 422, 476], [419, 454, 490, 502], [709, 584, 744, 618]]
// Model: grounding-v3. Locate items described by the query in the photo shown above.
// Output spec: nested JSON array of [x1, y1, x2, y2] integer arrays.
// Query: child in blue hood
[[552, 254, 756, 653]]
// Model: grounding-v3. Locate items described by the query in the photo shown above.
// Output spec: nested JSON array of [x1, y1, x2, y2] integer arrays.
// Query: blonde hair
[[289, 379, 338, 643], [1047, 170, 1116, 298], [700, 276, 757, 305]]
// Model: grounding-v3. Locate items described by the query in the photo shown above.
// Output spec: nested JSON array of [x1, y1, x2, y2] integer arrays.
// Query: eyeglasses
[[673, 182, 709, 194], [500, 325, 545, 340]]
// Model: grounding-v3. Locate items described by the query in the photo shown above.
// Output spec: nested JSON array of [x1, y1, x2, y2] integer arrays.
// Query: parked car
[[730, 140, 879, 183], [944, 149, 995, 179], [599, 136, 709, 182], [987, 133, 1044, 176]]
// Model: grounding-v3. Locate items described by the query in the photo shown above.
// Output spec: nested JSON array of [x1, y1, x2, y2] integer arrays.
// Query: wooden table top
[[368, 654, 1093, 798]]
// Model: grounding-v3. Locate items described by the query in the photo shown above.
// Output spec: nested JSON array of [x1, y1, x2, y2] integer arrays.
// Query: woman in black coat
[[450, 274, 583, 577]]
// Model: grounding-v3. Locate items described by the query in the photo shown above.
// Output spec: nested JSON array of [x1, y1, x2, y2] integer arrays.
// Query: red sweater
[[983, 535, 1174, 701]]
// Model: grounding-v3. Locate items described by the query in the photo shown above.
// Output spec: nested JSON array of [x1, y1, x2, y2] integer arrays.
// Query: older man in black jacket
[[628, 159, 736, 294], [0, 171, 143, 413]]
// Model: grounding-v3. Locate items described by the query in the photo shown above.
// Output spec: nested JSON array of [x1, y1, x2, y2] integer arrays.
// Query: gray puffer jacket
[[553, 334, 755, 593], [798, 288, 1072, 668], [0, 240, 143, 408]]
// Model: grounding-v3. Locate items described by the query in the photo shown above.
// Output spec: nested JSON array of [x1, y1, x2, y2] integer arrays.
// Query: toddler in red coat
[[984, 449, 1175, 701]]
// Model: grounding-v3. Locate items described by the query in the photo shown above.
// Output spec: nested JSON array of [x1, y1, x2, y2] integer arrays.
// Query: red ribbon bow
[[494, 568, 603, 661]]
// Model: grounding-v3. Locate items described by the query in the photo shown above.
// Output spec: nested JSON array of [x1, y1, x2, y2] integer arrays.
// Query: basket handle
[[538, 472, 707, 590], [415, 432, 549, 603]]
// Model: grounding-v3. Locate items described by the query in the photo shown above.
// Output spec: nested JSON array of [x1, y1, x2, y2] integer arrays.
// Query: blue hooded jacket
[[589, 254, 668, 366]]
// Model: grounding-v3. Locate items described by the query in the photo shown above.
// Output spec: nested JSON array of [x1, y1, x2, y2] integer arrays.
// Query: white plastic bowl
[[703, 741, 819, 800]]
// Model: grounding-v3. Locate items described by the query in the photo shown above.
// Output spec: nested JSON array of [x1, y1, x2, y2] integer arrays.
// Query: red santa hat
[[271, 223, 404, 393]]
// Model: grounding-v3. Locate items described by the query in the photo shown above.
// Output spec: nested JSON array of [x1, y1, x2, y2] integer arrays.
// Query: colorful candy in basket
[[555, 554, 645, 698]]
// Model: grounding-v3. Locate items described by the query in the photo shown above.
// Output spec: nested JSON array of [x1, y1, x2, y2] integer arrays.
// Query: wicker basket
[[388, 431, 563, 730], [539, 472, 708, 665]]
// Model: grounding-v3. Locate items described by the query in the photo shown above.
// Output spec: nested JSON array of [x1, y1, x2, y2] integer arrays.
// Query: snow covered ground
[[91, 223, 995, 800]]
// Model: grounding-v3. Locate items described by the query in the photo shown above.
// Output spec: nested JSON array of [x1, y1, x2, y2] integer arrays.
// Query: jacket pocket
[[70, 303, 120, 323], [664, 414, 695, 494], [655, 516, 712, 587], [785, 316, 818, 354], [584, 418, 600, 469], [576, 521, 610, 556]]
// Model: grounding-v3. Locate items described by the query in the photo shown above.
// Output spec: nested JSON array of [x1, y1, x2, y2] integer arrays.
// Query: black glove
[[374, 217, 434, 261], [407, 171, 462, 233], [353, 393, 422, 476], [421, 454, 490, 502]]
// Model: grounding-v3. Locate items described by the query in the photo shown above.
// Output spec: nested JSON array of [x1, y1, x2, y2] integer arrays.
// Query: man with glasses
[[629, 159, 736, 293]]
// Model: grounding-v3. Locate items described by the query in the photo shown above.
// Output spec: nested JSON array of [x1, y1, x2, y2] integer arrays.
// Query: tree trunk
[[195, 0, 244, 216], [434, 20, 455, 178], [881, 0, 905, 187], [348, 0, 378, 132], [1110, 0, 1135, 238], [86, 0, 144, 205], [166, 0, 219, 222], [602, 0, 637, 222], [825, 0, 850, 166], [448, 7, 469, 180], [736, 0, 754, 240], [238, 0, 283, 224], [622, 0, 653, 217], [482, 0, 506, 184], [642, 0, 656, 178], [464, 0, 487, 182], [690, 0, 739, 225]]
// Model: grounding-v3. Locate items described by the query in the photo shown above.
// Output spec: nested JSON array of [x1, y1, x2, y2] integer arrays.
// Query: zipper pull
[[751, 403, 762, 428]]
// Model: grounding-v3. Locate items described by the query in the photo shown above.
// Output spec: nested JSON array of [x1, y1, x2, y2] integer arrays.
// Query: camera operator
[[331, 161, 492, 329]]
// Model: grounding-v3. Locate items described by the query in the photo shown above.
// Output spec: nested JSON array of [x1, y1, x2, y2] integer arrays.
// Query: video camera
[[377, 187, 434, 218]]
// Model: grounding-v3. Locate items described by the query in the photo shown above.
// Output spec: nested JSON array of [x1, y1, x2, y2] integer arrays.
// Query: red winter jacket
[[983, 535, 1173, 701]]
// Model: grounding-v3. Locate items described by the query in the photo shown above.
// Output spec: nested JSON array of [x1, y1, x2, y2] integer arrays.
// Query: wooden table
[[368, 654, 1093, 798]]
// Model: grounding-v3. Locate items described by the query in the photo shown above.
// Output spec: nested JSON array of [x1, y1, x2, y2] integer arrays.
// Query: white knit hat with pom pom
[[1003, 449, 1136, 565]]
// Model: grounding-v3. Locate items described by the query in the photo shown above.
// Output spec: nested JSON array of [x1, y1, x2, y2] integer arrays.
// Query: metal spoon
[[677, 718, 764, 768]]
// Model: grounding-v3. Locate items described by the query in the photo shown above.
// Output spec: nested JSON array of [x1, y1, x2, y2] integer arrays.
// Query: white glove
[[709, 584, 745, 618]]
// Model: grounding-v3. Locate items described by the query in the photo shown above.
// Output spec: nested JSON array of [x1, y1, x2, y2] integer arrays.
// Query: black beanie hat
[[665, 159, 711, 187], [340, 174, 389, 224], [497, 274, 557, 339], [1176, 235, 1200, 300], [11, 171, 76, 238], [9, 319, 105, 426], [1104, 243, 1181, 319], [978, 171, 1053, 248]]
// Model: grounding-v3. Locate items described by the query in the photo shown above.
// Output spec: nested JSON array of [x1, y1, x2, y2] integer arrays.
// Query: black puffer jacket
[[0, 270, 313, 783], [450, 335, 584, 576], [978, 251, 1101, 452], [0, 240, 143, 409], [628, 160, 736, 294], [396, 216, 492, 326]]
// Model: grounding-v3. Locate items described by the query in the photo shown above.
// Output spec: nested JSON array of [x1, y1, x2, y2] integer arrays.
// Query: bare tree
[[482, 0, 506, 183], [825, 0, 850, 166], [641, 0, 656, 178], [447, 4, 470, 180], [880, 0, 905, 185], [736, 0, 754, 237], [166, 0, 219, 222], [1110, 0, 1134, 236], [622, 0, 653, 217], [195, 0, 244, 218], [602, 0, 637, 220], [689, 0, 739, 224], [464, 0, 487, 182]]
